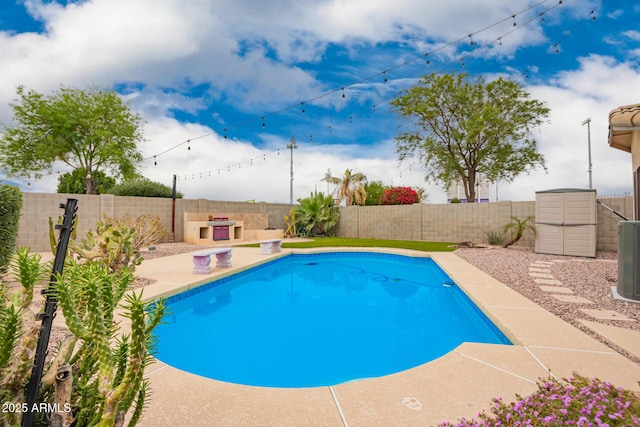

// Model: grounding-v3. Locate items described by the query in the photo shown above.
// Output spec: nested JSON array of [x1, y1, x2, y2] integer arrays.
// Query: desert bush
[[486, 230, 505, 246], [440, 373, 640, 426], [107, 178, 183, 198], [379, 186, 420, 205], [103, 214, 168, 250], [0, 184, 23, 274]]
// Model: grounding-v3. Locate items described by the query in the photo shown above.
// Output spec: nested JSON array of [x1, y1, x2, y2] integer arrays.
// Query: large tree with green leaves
[[0, 85, 145, 194], [391, 72, 550, 203]]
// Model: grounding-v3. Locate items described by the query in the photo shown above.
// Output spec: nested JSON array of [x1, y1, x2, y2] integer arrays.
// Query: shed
[[534, 189, 597, 257]]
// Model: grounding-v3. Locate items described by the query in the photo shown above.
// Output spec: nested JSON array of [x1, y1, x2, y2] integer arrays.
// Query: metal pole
[[171, 174, 177, 235], [22, 199, 77, 427], [287, 136, 298, 204], [325, 168, 331, 195], [582, 118, 593, 189]]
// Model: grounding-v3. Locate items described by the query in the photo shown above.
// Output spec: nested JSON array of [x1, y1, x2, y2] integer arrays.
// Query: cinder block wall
[[596, 196, 634, 252], [16, 193, 295, 251], [16, 193, 632, 253], [336, 198, 625, 251]]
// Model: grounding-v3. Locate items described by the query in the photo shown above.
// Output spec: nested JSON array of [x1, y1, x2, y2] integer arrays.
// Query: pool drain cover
[[401, 396, 422, 411]]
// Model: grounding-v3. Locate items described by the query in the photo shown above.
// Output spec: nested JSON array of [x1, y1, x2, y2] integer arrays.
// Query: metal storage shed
[[534, 189, 597, 257]]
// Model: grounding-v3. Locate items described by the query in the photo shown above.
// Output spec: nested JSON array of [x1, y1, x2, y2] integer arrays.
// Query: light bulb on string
[[238, 163, 241, 169], [228, 166, 230, 172], [540, 12, 545, 23], [328, 125, 332, 133], [341, 87, 345, 98], [218, 169, 221, 174], [301, 102, 305, 114], [349, 115, 353, 124], [512, 15, 517, 27], [554, 43, 559, 53], [309, 134, 313, 142], [590, 10, 596, 20], [468, 35, 474, 46], [383, 71, 388, 82], [262, 117, 266, 128], [425, 53, 430, 66], [498, 37, 503, 46], [154, 156, 157, 167], [187, 140, 191, 151], [372, 105, 376, 112], [223, 128, 227, 139]]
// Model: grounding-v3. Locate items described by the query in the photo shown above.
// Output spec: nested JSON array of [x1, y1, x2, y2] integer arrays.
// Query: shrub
[[440, 373, 640, 426], [103, 214, 168, 249], [107, 178, 183, 198], [486, 230, 505, 246], [0, 184, 23, 274], [379, 186, 420, 205], [450, 197, 462, 203]]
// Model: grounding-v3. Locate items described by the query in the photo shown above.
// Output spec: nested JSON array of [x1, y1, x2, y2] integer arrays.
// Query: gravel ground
[[455, 245, 640, 363]]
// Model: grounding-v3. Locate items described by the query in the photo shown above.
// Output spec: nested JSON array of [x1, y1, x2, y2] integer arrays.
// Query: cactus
[[49, 215, 78, 256], [55, 261, 165, 426], [70, 221, 142, 272], [0, 248, 49, 427]]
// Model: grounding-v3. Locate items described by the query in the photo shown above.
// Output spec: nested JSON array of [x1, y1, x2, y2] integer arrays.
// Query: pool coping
[[128, 246, 640, 426]]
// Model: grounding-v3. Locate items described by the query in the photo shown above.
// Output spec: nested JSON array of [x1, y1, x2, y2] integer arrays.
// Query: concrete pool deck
[[125, 246, 640, 426]]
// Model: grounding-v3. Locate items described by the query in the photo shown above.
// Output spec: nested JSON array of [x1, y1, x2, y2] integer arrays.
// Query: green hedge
[[0, 185, 23, 274], [107, 178, 183, 198]]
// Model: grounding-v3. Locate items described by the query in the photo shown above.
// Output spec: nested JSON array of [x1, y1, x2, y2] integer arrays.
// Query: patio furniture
[[259, 239, 282, 255], [192, 248, 233, 274]]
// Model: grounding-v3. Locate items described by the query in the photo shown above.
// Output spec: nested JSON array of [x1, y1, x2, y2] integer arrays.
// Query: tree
[[363, 180, 389, 205], [503, 216, 536, 248], [379, 186, 420, 205], [324, 169, 367, 206], [57, 168, 116, 194], [107, 177, 183, 198], [0, 85, 145, 194], [391, 72, 549, 203]]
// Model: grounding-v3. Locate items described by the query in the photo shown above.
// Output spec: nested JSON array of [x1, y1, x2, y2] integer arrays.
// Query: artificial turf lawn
[[241, 237, 457, 252]]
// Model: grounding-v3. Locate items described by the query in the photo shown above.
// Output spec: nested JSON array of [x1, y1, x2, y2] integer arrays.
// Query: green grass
[[240, 237, 457, 252]]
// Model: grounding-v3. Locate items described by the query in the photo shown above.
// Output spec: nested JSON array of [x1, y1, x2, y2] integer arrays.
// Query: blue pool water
[[155, 252, 511, 387]]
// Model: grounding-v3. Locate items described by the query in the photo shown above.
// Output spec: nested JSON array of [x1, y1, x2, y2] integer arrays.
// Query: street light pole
[[287, 136, 298, 204], [582, 118, 593, 189]]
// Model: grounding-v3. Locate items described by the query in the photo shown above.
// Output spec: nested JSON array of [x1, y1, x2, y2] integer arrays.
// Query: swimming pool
[[155, 251, 511, 387]]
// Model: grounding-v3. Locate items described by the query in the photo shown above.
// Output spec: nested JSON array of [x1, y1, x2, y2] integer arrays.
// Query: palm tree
[[324, 169, 367, 206], [503, 216, 536, 248], [294, 192, 339, 236]]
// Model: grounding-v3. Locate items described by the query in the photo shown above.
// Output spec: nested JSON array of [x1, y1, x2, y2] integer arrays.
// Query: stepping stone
[[551, 295, 593, 304], [529, 272, 554, 279], [532, 261, 554, 265], [579, 309, 635, 321], [534, 278, 563, 285], [529, 268, 551, 274], [539, 285, 573, 294]]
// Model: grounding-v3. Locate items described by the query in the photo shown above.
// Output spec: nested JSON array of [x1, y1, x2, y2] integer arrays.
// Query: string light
[[141, 0, 597, 176]]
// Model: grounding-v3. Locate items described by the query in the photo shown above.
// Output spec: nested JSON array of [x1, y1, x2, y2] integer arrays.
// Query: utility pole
[[287, 136, 298, 204], [582, 118, 593, 189]]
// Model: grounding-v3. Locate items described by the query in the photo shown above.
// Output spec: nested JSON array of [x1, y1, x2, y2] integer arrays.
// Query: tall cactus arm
[[0, 305, 20, 368], [56, 277, 91, 341], [9, 247, 46, 309]]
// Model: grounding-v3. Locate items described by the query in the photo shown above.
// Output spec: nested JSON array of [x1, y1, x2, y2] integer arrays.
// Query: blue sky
[[0, 0, 639, 203]]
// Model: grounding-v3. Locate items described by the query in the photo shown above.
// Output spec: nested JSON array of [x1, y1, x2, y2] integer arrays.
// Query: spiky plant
[[55, 261, 165, 426], [0, 248, 48, 427], [70, 221, 142, 272], [503, 215, 536, 248]]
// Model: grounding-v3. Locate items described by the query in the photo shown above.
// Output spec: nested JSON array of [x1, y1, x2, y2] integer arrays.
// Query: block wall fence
[[336, 196, 633, 252], [14, 193, 632, 253]]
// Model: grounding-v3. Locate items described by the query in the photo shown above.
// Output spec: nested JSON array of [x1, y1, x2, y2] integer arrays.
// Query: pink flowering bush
[[440, 374, 640, 426], [379, 186, 420, 205]]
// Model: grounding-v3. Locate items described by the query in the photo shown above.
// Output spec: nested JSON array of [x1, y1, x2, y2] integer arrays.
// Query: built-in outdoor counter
[[183, 211, 282, 245], [184, 220, 244, 244]]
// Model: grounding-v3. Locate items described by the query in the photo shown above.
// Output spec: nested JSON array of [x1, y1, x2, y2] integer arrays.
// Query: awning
[[608, 103, 640, 152]]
